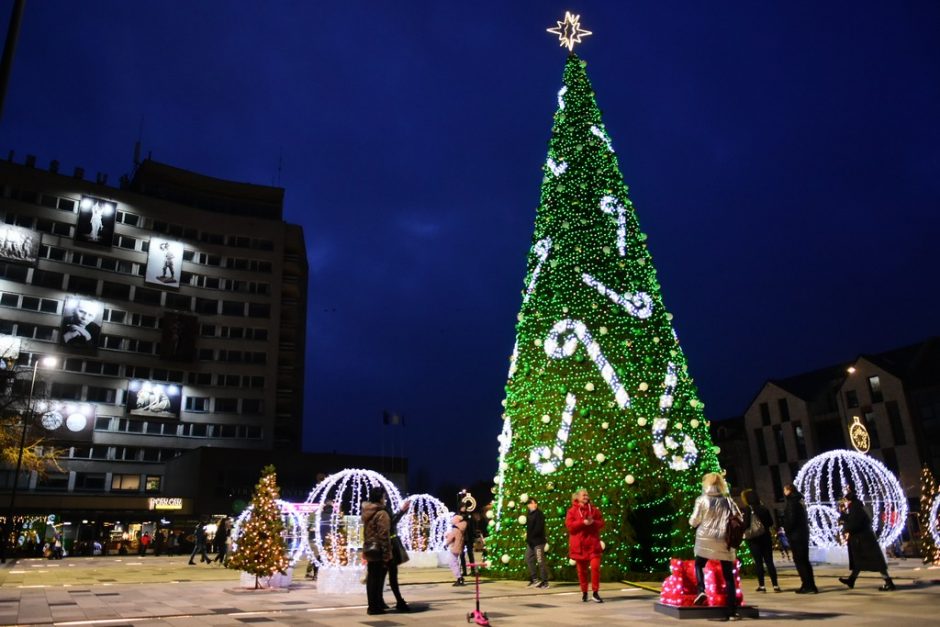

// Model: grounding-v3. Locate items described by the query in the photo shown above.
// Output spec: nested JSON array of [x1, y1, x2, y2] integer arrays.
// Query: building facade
[[0, 154, 307, 551]]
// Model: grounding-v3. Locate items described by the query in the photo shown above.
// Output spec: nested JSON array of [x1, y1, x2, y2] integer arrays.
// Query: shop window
[[145, 475, 162, 492], [111, 473, 140, 491]]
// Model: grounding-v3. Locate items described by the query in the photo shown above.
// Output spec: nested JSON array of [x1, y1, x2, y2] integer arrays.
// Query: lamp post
[[1, 355, 56, 563]]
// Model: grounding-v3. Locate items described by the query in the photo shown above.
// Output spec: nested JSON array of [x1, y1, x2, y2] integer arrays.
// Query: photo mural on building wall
[[59, 297, 103, 348], [159, 312, 198, 362], [144, 237, 183, 288], [75, 196, 116, 246], [0, 224, 39, 264], [36, 400, 96, 441], [126, 380, 181, 418]]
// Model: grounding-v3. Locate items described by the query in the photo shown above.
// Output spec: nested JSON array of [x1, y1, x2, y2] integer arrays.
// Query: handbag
[[362, 542, 383, 561], [391, 535, 409, 564], [743, 506, 766, 540], [725, 498, 746, 550]]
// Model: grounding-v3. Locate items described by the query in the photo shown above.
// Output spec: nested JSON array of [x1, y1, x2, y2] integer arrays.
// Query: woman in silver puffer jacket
[[688, 472, 740, 620]]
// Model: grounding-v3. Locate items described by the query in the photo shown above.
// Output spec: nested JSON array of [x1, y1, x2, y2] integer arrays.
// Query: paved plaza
[[0, 556, 937, 626]]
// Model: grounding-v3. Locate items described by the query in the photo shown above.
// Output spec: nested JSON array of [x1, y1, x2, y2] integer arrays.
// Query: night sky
[[3, 2, 939, 491]]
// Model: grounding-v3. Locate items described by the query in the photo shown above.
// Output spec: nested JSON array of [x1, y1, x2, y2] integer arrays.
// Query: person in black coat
[[385, 499, 412, 612], [782, 484, 817, 594], [837, 489, 895, 591], [741, 489, 780, 592], [525, 498, 549, 587]]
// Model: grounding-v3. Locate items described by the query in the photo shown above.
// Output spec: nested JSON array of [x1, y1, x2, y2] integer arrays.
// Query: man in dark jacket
[[783, 485, 817, 593], [837, 490, 895, 590], [525, 498, 549, 588], [188, 521, 210, 565]]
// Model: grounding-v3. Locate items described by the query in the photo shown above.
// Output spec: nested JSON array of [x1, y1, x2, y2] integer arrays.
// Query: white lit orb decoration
[[930, 493, 940, 548], [231, 499, 307, 565], [397, 493, 451, 553], [794, 450, 907, 548], [304, 468, 402, 569]]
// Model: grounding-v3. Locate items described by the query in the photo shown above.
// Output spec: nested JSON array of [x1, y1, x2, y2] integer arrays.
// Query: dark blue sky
[[4, 1, 939, 489]]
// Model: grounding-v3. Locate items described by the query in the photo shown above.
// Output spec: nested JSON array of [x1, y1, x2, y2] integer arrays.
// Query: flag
[[382, 410, 404, 426]]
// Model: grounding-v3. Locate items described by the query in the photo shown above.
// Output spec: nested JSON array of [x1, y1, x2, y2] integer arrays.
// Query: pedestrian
[[188, 520, 210, 565], [837, 488, 895, 591], [783, 484, 817, 594], [153, 529, 166, 557], [386, 499, 412, 612], [565, 488, 605, 603], [362, 487, 392, 616], [213, 519, 229, 564], [776, 527, 791, 560], [741, 489, 780, 593], [525, 498, 549, 588], [689, 472, 740, 621], [138, 532, 151, 556], [458, 493, 478, 578], [445, 513, 468, 586]]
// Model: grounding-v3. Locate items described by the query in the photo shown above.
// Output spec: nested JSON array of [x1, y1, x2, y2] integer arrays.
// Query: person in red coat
[[566, 489, 605, 603]]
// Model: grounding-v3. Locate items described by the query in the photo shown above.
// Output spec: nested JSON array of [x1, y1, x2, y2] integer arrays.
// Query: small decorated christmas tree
[[918, 466, 940, 565], [227, 465, 290, 588]]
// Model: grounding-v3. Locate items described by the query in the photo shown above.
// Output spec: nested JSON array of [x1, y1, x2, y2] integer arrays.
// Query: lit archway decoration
[[794, 449, 906, 548], [929, 493, 940, 548], [231, 499, 308, 566]]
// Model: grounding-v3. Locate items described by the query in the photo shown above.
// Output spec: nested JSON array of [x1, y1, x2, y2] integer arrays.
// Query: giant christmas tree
[[488, 14, 722, 578]]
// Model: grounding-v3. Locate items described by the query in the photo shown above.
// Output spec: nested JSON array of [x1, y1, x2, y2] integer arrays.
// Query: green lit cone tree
[[488, 53, 722, 579], [227, 465, 289, 588]]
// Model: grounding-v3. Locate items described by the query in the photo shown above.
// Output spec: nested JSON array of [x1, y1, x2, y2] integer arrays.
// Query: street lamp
[[1, 355, 57, 563]]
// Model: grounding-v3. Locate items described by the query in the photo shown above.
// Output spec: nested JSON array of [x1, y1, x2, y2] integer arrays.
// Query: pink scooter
[[464, 562, 490, 625]]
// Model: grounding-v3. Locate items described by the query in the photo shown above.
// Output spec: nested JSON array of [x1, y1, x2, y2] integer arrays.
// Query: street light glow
[[40, 356, 58, 368]]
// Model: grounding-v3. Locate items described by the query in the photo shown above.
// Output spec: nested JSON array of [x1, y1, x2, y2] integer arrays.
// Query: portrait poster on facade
[[144, 237, 183, 288], [35, 400, 96, 441], [76, 196, 117, 246], [60, 297, 103, 348], [126, 380, 181, 418], [160, 312, 198, 362], [0, 334, 21, 371], [0, 224, 39, 264]]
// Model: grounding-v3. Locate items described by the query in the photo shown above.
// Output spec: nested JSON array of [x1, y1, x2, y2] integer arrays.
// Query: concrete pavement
[[0, 555, 937, 626]]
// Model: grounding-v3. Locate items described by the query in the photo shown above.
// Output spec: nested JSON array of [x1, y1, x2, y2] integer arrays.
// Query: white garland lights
[[304, 469, 402, 568], [598, 195, 628, 256], [494, 417, 513, 530], [524, 237, 553, 304], [929, 493, 940, 548], [529, 392, 578, 474], [590, 124, 614, 153], [581, 273, 653, 319], [650, 362, 698, 471], [543, 319, 630, 409], [398, 493, 452, 553], [231, 499, 308, 566], [794, 450, 907, 548], [546, 157, 568, 177], [557, 85, 567, 110]]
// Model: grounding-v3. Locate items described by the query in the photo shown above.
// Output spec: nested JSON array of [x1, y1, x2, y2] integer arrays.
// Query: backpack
[[725, 498, 746, 550], [743, 506, 766, 540]]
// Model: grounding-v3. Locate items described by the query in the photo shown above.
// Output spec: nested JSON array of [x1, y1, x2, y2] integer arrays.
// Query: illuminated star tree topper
[[547, 11, 592, 52]]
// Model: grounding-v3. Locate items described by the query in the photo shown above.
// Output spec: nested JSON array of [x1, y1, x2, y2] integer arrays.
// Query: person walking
[[689, 472, 740, 621], [138, 532, 151, 556], [445, 513, 468, 586], [386, 499, 412, 611], [188, 521, 210, 565], [153, 529, 166, 557], [837, 488, 895, 591], [525, 498, 549, 588], [776, 527, 791, 560], [741, 489, 780, 592], [362, 487, 392, 616], [566, 489, 605, 603], [212, 518, 229, 564], [783, 484, 817, 594]]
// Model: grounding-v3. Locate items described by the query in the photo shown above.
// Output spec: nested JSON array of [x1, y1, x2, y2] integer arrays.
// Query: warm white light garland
[[930, 493, 940, 548], [650, 362, 698, 470], [397, 493, 452, 552], [231, 499, 307, 565], [557, 86, 567, 110], [524, 237, 553, 304], [581, 273, 653, 319], [794, 450, 907, 548], [543, 319, 630, 409], [598, 195, 627, 256], [590, 124, 614, 153], [529, 392, 577, 474], [494, 417, 513, 530], [546, 157, 568, 177]]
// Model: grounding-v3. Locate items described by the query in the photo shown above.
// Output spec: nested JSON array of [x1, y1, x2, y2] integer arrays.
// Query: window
[[868, 376, 884, 403], [40, 298, 58, 313], [759, 403, 771, 426], [32, 269, 64, 289], [50, 382, 82, 400], [241, 399, 263, 414], [885, 401, 906, 446], [111, 474, 141, 491], [845, 390, 859, 409], [777, 398, 790, 422], [185, 397, 209, 412], [134, 287, 162, 306], [20, 296, 39, 310], [772, 424, 787, 461], [36, 473, 69, 491], [165, 293, 191, 310], [75, 472, 106, 492], [794, 423, 808, 458], [200, 324, 216, 337], [770, 466, 783, 501], [864, 412, 881, 449], [68, 275, 97, 295], [191, 424, 208, 437], [196, 298, 218, 315], [215, 398, 238, 412], [882, 448, 899, 474], [0, 293, 17, 307], [247, 303, 270, 318], [101, 281, 131, 301], [753, 429, 768, 465], [222, 300, 244, 316], [86, 386, 117, 403], [188, 372, 212, 385], [145, 475, 162, 492]]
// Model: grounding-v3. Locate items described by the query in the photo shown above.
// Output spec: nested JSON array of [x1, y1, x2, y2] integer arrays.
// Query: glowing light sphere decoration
[[929, 494, 940, 548], [397, 493, 451, 553], [304, 468, 402, 568], [794, 450, 907, 548], [231, 499, 308, 566]]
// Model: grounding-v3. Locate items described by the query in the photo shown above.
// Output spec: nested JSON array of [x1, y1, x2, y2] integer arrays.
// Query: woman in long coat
[[689, 472, 739, 620], [837, 490, 895, 591], [362, 487, 392, 615], [565, 489, 605, 603]]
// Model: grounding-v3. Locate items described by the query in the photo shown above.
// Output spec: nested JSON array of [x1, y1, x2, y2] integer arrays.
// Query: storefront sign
[[148, 497, 183, 511]]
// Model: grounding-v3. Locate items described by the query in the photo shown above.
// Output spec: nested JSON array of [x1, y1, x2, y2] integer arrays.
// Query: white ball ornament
[[637, 417, 647, 427], [653, 336, 660, 343], [568, 558, 576, 566], [485, 509, 494, 519], [690, 419, 700, 428], [601, 421, 609, 429], [520, 493, 529, 503], [501, 554, 511, 564], [508, 500, 515, 508], [564, 458, 574, 468], [599, 326, 608, 335], [544, 543, 551, 551], [585, 382, 595, 391], [596, 453, 606, 463], [541, 414, 551, 424], [600, 540, 606, 550], [639, 382, 649, 392], [518, 515, 527, 525], [625, 474, 635, 485]]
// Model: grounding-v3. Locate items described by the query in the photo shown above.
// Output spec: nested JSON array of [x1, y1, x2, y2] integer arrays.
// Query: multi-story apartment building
[[0, 154, 307, 549], [743, 337, 940, 532]]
